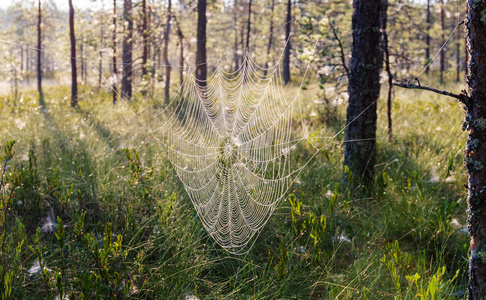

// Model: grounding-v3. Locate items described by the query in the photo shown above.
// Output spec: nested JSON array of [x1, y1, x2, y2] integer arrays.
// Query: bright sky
[[0, 0, 101, 11]]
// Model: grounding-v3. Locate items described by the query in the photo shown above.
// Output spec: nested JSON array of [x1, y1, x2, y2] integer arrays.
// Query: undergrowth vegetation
[[0, 80, 469, 299]]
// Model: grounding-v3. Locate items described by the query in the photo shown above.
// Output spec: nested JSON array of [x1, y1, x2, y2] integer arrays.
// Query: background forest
[[0, 0, 472, 298]]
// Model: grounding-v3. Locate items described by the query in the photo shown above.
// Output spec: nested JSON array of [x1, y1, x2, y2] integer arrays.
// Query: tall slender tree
[[343, 0, 386, 188], [174, 15, 184, 87], [142, 0, 149, 80], [68, 0, 78, 107], [112, 0, 118, 104], [465, 0, 486, 297], [196, 0, 207, 85], [439, 0, 445, 83], [163, 0, 172, 103], [425, 0, 431, 74], [263, 0, 275, 77], [245, 0, 252, 49], [233, 0, 239, 71], [283, 0, 291, 85], [98, 0, 105, 91], [456, 7, 461, 83], [37, 0, 45, 109], [121, 0, 133, 99]]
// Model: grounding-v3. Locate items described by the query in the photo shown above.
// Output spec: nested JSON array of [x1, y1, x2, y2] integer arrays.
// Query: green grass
[[0, 78, 469, 299]]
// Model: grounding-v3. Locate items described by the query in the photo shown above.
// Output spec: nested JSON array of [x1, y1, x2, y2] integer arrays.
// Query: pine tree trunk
[[37, 0, 45, 109], [343, 0, 386, 188], [283, 0, 291, 85], [426, 0, 430, 75], [98, 0, 104, 92], [142, 0, 149, 80], [196, 0, 207, 85], [246, 0, 252, 49], [465, 0, 486, 297], [263, 0, 274, 77], [121, 0, 133, 99], [163, 0, 172, 104], [440, 0, 445, 83], [233, 0, 239, 72], [175, 16, 184, 87], [456, 15, 461, 83], [69, 0, 78, 107], [112, 0, 118, 104]]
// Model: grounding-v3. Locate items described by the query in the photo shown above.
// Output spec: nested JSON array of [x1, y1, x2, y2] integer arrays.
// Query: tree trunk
[[426, 0, 430, 74], [175, 15, 185, 87], [465, 0, 486, 297], [37, 0, 45, 109], [440, 0, 445, 83], [283, 0, 291, 85], [112, 0, 118, 104], [121, 0, 133, 99], [263, 0, 275, 77], [343, 0, 386, 189], [163, 0, 172, 104], [98, 0, 104, 92], [196, 0, 207, 85], [233, 0, 239, 72], [69, 0, 78, 107], [142, 0, 149, 80], [456, 13, 461, 83], [246, 0, 252, 49]]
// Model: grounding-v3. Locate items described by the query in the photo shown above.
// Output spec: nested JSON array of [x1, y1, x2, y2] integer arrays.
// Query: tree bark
[[196, 0, 207, 85], [246, 0, 252, 49], [174, 15, 184, 87], [37, 0, 45, 109], [263, 0, 274, 77], [343, 0, 386, 189], [112, 0, 118, 104], [440, 0, 445, 83], [163, 0, 172, 104], [68, 0, 78, 107], [142, 0, 149, 80], [465, 0, 486, 297], [426, 0, 431, 75], [98, 0, 104, 92], [456, 13, 461, 83], [233, 0, 239, 72], [121, 0, 133, 99], [283, 0, 291, 85]]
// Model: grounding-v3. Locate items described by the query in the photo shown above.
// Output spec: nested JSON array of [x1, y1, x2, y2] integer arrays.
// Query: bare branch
[[328, 19, 349, 78], [393, 82, 470, 107]]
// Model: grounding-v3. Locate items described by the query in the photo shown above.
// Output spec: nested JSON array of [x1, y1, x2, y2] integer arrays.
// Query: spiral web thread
[[154, 51, 318, 254]]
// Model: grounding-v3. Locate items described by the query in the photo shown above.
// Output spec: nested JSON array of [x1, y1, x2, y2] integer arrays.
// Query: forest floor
[[0, 78, 470, 299]]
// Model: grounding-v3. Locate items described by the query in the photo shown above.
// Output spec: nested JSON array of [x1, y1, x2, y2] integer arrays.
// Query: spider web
[[154, 52, 319, 254]]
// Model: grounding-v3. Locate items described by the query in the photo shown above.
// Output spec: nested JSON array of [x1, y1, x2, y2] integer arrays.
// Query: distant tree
[[68, 0, 78, 107], [98, 0, 105, 92], [112, 0, 118, 104], [233, 0, 239, 71], [245, 0, 252, 49], [142, 0, 149, 81], [465, 0, 486, 297], [174, 15, 185, 87], [283, 0, 291, 85], [343, 0, 386, 188], [163, 0, 172, 103], [439, 0, 445, 83], [263, 0, 274, 77], [37, 0, 45, 109], [121, 0, 133, 99], [195, 0, 207, 85], [425, 0, 431, 74]]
